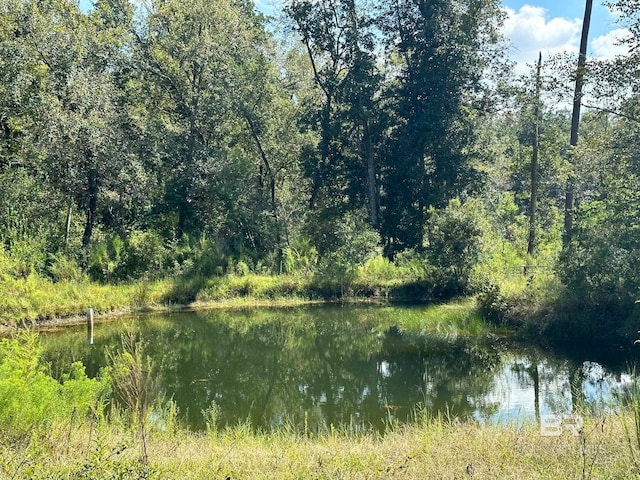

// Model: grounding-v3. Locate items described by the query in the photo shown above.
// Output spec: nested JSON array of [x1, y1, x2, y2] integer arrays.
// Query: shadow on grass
[[163, 275, 208, 305], [160, 272, 463, 308]]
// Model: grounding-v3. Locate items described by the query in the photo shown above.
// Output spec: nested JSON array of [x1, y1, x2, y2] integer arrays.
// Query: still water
[[40, 305, 637, 432]]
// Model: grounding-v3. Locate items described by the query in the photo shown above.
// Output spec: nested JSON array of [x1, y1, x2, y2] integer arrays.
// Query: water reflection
[[39, 305, 638, 432]]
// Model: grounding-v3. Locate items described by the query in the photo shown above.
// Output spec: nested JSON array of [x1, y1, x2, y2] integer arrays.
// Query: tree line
[[1, 0, 639, 325]]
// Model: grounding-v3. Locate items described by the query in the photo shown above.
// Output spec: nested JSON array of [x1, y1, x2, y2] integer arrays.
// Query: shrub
[[557, 197, 640, 343], [88, 232, 171, 282], [313, 211, 381, 295], [281, 237, 318, 276], [360, 255, 400, 282], [559, 208, 640, 306], [425, 198, 485, 294], [0, 331, 109, 438], [88, 235, 125, 282], [4, 235, 48, 278], [46, 253, 85, 283], [175, 236, 227, 278], [395, 249, 433, 280], [233, 260, 250, 277], [120, 230, 168, 279], [477, 283, 510, 324], [107, 329, 157, 463]]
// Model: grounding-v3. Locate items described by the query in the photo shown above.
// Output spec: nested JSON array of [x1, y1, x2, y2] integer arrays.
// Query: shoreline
[[0, 295, 396, 335]]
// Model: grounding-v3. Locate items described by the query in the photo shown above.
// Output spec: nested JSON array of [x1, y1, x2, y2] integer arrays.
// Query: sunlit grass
[[195, 273, 315, 302], [2, 410, 637, 479], [0, 269, 458, 327], [0, 275, 173, 326], [352, 298, 483, 335], [421, 298, 487, 335]]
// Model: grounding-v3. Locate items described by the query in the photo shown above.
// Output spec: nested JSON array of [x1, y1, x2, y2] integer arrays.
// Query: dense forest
[[1, 0, 639, 342]]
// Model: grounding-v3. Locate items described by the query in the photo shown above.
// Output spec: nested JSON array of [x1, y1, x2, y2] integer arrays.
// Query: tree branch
[[582, 103, 640, 124]]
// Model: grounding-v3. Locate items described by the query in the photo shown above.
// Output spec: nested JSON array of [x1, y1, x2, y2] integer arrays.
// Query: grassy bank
[[0, 273, 170, 325], [2, 411, 637, 479], [0, 266, 461, 328], [6, 262, 638, 349], [477, 272, 640, 348]]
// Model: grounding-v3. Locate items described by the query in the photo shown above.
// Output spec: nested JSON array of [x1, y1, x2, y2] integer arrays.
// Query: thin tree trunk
[[527, 52, 542, 259], [563, 0, 593, 248], [310, 97, 332, 210], [530, 359, 540, 426], [64, 205, 73, 253], [82, 168, 98, 248], [177, 204, 187, 239], [244, 112, 277, 210], [417, 153, 426, 248], [364, 119, 378, 228]]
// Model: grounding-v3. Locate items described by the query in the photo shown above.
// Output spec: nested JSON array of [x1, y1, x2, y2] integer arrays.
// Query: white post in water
[[87, 308, 94, 345]]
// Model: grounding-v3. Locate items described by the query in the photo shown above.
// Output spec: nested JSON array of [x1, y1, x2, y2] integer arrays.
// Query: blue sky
[[502, 0, 617, 38], [500, 0, 629, 68]]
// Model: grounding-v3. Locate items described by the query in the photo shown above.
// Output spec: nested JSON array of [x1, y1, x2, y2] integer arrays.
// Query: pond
[[40, 304, 638, 433]]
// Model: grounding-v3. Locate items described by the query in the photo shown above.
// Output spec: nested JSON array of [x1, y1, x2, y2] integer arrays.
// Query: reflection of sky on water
[[472, 358, 634, 424], [379, 360, 391, 378], [39, 307, 640, 432]]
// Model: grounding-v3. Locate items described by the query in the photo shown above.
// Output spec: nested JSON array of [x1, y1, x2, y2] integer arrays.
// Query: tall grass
[[1, 329, 638, 479], [619, 372, 640, 474], [0, 273, 173, 326], [1, 407, 638, 479]]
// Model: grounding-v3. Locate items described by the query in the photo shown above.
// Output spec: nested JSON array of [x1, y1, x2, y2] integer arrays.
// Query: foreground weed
[[620, 373, 640, 475], [578, 416, 607, 480], [107, 329, 157, 465]]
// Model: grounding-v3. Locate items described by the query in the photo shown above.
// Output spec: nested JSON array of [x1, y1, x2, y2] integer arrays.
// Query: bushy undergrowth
[[475, 268, 640, 345], [0, 233, 483, 325], [0, 331, 110, 440], [0, 248, 561, 332]]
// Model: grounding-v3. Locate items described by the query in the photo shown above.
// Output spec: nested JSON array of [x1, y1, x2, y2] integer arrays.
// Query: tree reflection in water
[[40, 305, 637, 432]]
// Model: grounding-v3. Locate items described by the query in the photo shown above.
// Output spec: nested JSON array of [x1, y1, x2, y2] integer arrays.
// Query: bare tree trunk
[[310, 97, 332, 210], [82, 167, 98, 248], [364, 119, 378, 228], [563, 0, 593, 248], [64, 205, 73, 252], [527, 52, 542, 258], [244, 112, 278, 211]]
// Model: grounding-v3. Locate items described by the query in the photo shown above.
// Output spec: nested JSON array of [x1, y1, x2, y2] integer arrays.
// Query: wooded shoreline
[[3, 269, 638, 351]]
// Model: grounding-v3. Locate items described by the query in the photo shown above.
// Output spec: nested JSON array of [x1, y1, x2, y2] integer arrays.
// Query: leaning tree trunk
[[563, 0, 593, 248]]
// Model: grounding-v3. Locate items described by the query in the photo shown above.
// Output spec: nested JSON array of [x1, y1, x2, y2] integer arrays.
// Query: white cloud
[[591, 28, 632, 60], [502, 5, 582, 66]]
